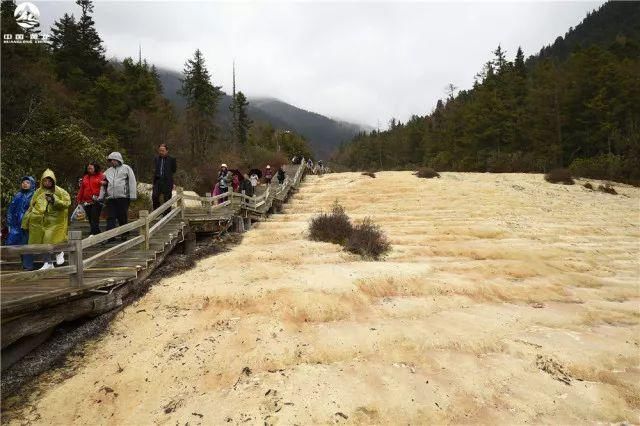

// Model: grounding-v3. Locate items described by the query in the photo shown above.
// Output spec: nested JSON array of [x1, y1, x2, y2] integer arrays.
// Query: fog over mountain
[[156, 68, 368, 158]]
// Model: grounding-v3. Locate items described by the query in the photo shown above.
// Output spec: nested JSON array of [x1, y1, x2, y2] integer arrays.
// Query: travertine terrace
[[4, 172, 639, 424]]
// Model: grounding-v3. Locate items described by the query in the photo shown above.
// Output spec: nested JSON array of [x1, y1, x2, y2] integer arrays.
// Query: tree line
[[333, 2, 640, 184], [1, 0, 312, 208]]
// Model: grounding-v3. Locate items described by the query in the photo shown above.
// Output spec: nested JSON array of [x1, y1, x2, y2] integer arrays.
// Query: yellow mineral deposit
[[5, 172, 639, 424]]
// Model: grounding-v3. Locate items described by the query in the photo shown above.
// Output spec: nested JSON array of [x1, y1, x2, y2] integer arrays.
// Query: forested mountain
[[334, 1, 640, 184], [156, 68, 365, 158], [248, 98, 366, 159], [535, 1, 640, 64]]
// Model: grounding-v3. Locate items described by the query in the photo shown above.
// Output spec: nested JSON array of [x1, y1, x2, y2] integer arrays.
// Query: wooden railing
[[1, 190, 185, 286], [0, 161, 307, 288], [181, 160, 306, 214]]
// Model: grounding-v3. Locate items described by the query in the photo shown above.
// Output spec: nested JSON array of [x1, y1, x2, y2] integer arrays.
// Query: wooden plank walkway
[[0, 162, 306, 351]]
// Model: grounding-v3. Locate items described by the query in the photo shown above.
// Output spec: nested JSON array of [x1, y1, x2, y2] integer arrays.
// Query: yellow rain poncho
[[21, 169, 71, 244]]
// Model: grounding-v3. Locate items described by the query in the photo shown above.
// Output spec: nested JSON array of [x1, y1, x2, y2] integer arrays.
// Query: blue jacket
[[6, 176, 36, 245]]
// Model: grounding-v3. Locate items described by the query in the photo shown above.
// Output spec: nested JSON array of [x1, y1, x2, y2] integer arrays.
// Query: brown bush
[[544, 168, 574, 185], [597, 183, 617, 195], [361, 172, 376, 178], [345, 218, 391, 260], [309, 203, 353, 245], [583, 182, 594, 190], [415, 167, 440, 179]]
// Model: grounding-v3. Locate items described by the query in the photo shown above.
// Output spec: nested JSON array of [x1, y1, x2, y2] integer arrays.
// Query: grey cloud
[[36, 1, 603, 127]]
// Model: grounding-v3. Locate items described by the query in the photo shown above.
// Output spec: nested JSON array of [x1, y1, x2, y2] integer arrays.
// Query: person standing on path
[[264, 165, 273, 185], [6, 176, 36, 270], [217, 163, 233, 202], [21, 169, 71, 270], [240, 172, 254, 197], [152, 143, 177, 214], [99, 152, 137, 237], [249, 168, 260, 190], [76, 162, 104, 235], [277, 165, 286, 185]]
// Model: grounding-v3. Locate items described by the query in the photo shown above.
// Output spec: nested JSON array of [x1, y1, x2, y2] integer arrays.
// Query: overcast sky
[[36, 0, 603, 128]]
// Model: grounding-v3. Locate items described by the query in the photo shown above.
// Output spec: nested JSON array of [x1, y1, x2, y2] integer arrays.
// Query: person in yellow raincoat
[[21, 169, 71, 270]]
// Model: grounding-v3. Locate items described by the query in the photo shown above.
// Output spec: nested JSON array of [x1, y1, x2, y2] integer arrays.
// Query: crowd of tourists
[[4, 144, 303, 271]]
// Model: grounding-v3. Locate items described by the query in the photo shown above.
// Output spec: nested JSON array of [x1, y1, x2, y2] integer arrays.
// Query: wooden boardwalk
[[0, 162, 306, 356]]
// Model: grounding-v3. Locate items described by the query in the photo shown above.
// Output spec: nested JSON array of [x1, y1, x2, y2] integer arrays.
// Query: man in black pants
[[152, 143, 177, 213], [99, 152, 138, 240]]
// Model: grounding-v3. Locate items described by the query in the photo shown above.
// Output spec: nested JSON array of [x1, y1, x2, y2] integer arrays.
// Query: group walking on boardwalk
[[4, 143, 312, 271]]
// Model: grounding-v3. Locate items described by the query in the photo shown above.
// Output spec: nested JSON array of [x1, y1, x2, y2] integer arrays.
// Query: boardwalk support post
[[206, 192, 214, 214], [139, 210, 150, 250], [177, 187, 185, 220], [184, 226, 195, 255], [68, 230, 84, 287], [243, 217, 251, 231], [234, 216, 245, 233]]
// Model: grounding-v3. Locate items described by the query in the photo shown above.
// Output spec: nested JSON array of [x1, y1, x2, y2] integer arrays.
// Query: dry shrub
[[362, 172, 376, 178], [415, 167, 440, 179], [544, 168, 574, 185], [356, 276, 423, 298], [282, 291, 367, 324], [583, 182, 594, 190], [597, 183, 617, 195], [345, 218, 391, 260], [309, 202, 353, 245]]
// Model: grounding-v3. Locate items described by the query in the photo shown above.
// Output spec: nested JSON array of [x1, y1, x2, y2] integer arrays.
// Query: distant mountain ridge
[[248, 97, 369, 159], [156, 68, 367, 158]]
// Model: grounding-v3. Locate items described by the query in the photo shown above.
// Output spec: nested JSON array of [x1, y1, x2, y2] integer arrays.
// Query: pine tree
[[514, 46, 526, 78], [179, 49, 222, 158], [511, 47, 528, 151], [234, 91, 252, 145], [150, 65, 163, 93], [230, 61, 238, 145], [179, 49, 222, 113], [49, 13, 81, 82], [75, 0, 106, 78], [49, 0, 105, 88], [492, 44, 508, 73]]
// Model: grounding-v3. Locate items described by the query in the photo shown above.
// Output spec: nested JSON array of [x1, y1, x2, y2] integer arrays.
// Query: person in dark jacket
[[240, 173, 254, 197], [152, 143, 177, 212], [277, 166, 286, 185], [217, 164, 232, 193], [6, 176, 36, 270], [77, 162, 104, 235], [217, 163, 233, 202]]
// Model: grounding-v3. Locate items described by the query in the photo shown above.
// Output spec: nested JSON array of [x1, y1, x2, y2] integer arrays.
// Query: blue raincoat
[[6, 176, 36, 245]]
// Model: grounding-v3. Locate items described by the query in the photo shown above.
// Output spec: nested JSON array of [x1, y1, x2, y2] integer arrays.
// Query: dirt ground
[[3, 172, 639, 424]]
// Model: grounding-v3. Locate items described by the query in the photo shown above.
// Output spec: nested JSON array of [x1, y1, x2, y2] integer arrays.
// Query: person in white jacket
[[99, 152, 137, 237]]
